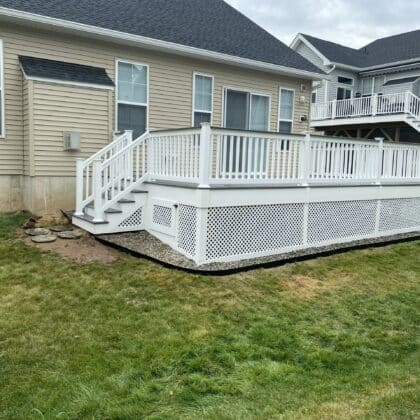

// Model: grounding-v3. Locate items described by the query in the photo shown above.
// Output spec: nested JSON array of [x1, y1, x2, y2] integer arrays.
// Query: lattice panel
[[177, 205, 198, 257], [308, 200, 377, 244], [206, 204, 304, 260], [119, 208, 143, 228], [152, 205, 172, 227], [379, 198, 420, 232]]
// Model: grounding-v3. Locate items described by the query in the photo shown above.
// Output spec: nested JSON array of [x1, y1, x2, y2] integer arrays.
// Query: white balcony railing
[[311, 91, 420, 122], [76, 124, 420, 221]]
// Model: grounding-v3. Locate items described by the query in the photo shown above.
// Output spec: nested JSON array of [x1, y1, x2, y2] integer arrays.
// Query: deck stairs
[[72, 130, 151, 235]]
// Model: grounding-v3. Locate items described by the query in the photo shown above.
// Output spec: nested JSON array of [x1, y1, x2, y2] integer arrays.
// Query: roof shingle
[[19, 55, 115, 87], [302, 29, 420, 69], [0, 0, 324, 75]]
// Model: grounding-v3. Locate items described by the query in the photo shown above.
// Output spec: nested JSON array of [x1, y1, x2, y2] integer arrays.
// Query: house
[[0, 1, 419, 267], [291, 31, 420, 142]]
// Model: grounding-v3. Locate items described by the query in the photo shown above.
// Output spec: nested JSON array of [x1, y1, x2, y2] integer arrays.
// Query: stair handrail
[[406, 91, 420, 120], [75, 130, 133, 216], [90, 131, 150, 221]]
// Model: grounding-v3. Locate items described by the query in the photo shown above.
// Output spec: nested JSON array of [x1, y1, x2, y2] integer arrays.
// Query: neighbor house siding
[[0, 22, 311, 179]]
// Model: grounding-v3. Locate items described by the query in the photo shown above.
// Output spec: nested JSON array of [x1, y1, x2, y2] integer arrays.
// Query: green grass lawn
[[0, 213, 419, 419]]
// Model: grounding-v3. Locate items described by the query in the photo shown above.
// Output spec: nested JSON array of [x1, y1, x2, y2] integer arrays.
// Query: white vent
[[63, 131, 81, 151]]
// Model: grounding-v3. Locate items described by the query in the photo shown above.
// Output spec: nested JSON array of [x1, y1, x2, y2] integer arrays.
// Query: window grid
[[193, 73, 213, 127], [116, 59, 149, 138], [278, 88, 294, 134]]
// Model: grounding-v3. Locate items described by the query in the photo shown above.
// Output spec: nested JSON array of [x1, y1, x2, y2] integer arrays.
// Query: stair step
[[118, 199, 136, 204], [73, 213, 109, 225], [104, 207, 123, 214], [131, 189, 148, 194]]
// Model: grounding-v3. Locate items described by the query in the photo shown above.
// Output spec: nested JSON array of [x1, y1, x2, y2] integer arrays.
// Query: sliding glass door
[[222, 89, 270, 177]]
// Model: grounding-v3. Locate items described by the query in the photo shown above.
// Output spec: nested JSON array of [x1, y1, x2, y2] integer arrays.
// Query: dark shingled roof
[[0, 0, 323, 75], [383, 76, 419, 86], [302, 30, 420, 68], [19, 56, 115, 87]]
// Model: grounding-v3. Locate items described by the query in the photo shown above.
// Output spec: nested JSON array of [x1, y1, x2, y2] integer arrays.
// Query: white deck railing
[[311, 91, 420, 122], [75, 124, 420, 221]]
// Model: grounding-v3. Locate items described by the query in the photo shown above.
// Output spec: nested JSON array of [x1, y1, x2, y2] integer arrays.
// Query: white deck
[[311, 91, 420, 133], [72, 125, 420, 265]]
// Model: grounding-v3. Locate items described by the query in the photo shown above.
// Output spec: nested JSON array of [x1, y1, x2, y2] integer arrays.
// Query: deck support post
[[198, 123, 212, 188], [331, 99, 337, 119], [372, 93, 378, 116], [92, 159, 104, 222], [75, 158, 84, 216]]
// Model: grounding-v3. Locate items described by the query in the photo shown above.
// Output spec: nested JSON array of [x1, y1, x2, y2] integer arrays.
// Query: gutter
[[0, 7, 325, 81]]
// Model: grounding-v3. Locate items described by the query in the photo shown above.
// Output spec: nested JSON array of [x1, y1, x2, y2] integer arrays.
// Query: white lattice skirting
[[175, 197, 420, 264]]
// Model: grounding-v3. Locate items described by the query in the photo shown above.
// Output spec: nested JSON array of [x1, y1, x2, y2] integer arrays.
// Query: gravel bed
[[96, 231, 420, 274]]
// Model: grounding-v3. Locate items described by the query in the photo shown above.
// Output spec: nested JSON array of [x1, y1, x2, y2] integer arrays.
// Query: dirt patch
[[21, 230, 120, 264], [281, 275, 330, 299]]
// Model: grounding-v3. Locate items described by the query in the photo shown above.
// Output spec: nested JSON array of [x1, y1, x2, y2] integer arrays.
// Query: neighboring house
[[291, 31, 420, 142], [0, 1, 419, 267]]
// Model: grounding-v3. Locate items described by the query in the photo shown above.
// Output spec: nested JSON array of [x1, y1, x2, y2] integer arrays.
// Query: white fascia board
[[290, 34, 332, 67], [0, 7, 325, 81], [330, 58, 420, 74]]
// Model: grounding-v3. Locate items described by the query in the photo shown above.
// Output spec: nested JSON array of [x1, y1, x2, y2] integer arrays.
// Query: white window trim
[[115, 58, 149, 133], [192, 72, 214, 126], [0, 39, 4, 138], [222, 86, 271, 131], [278, 87, 295, 133]]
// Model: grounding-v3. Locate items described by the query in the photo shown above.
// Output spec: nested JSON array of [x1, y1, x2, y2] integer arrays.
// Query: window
[[193, 73, 213, 127], [337, 87, 352, 100], [362, 76, 385, 96], [278, 88, 294, 133], [116, 60, 148, 138], [0, 39, 4, 137], [338, 76, 353, 85], [223, 88, 270, 131], [312, 91, 317, 104]]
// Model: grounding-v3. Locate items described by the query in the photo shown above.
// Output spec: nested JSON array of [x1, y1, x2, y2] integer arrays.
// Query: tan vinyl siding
[[0, 22, 311, 177], [32, 82, 112, 176]]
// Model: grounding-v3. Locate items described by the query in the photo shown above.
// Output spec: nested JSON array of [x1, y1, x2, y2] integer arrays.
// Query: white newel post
[[75, 158, 84, 216], [374, 137, 384, 184], [331, 99, 337, 119], [300, 132, 311, 185], [92, 159, 104, 222], [372, 94, 378, 116], [198, 123, 212, 188], [404, 91, 410, 114]]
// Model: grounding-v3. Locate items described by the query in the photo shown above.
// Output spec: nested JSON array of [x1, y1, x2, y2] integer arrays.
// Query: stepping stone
[[32, 235, 57, 243], [50, 226, 74, 233], [58, 231, 82, 240], [25, 228, 50, 236]]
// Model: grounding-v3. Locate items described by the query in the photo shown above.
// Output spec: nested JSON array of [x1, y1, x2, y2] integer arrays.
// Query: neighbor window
[[337, 87, 352, 100], [338, 76, 353, 85], [193, 73, 213, 126], [0, 39, 4, 137], [278, 88, 294, 133], [117, 60, 148, 138], [223, 88, 270, 131], [362, 76, 384, 96]]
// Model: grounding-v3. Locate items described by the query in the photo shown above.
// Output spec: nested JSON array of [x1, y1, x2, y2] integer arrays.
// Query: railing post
[[372, 93, 378, 116], [374, 137, 384, 184], [92, 159, 104, 222], [301, 132, 311, 186], [404, 91, 410, 114], [331, 99, 337, 119], [75, 158, 85, 216], [198, 123, 212, 188]]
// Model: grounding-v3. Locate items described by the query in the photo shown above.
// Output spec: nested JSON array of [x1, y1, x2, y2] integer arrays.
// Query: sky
[[225, 0, 420, 49]]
